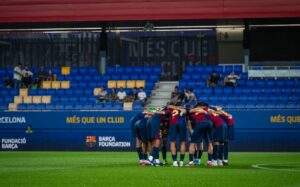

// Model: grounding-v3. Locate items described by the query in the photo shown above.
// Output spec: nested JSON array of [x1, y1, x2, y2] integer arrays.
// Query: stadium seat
[[107, 80, 117, 88], [74, 90, 83, 95], [61, 67, 71, 75], [126, 80, 136, 88], [130, 74, 139, 80], [74, 104, 82, 110], [116, 67, 125, 73], [60, 97, 68, 103], [61, 81, 70, 89], [23, 96, 33, 104], [32, 96, 42, 104], [117, 81, 126, 88], [46, 104, 55, 110], [18, 104, 27, 110], [19, 88, 28, 96], [42, 96, 51, 104], [153, 66, 162, 74], [51, 81, 61, 89], [65, 104, 74, 110], [56, 89, 65, 95], [36, 104, 46, 110], [120, 75, 130, 80], [125, 67, 134, 73], [114, 102, 123, 110], [10, 89, 19, 96], [41, 81, 51, 89], [94, 103, 103, 110], [26, 104, 35, 110], [14, 96, 23, 104], [111, 74, 120, 80], [133, 102, 143, 110], [55, 104, 64, 110], [143, 67, 152, 73], [136, 80, 145, 88], [107, 67, 115, 74]]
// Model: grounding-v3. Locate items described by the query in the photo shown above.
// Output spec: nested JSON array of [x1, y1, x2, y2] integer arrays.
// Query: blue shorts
[[226, 125, 235, 141], [190, 120, 213, 144], [178, 122, 187, 142], [136, 120, 148, 142], [168, 124, 178, 141], [213, 124, 227, 143], [147, 119, 161, 140]]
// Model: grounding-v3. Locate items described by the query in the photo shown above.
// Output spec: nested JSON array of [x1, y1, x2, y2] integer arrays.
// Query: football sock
[[189, 154, 194, 162], [208, 153, 213, 161], [180, 154, 185, 161], [151, 147, 159, 160], [213, 145, 219, 160], [218, 145, 224, 160], [136, 147, 142, 160], [198, 150, 203, 159], [143, 154, 147, 160], [224, 142, 229, 160], [162, 146, 167, 160], [172, 154, 177, 161]]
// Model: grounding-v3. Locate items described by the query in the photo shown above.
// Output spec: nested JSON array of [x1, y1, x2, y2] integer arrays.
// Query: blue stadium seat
[[46, 104, 55, 110], [224, 103, 235, 110], [230, 97, 239, 103], [195, 66, 204, 72], [209, 97, 219, 103], [4, 97, 13, 103], [219, 97, 229, 103], [249, 96, 259, 103], [93, 75, 102, 81], [256, 80, 265, 87], [79, 97, 89, 103], [79, 67, 88, 74], [9, 89, 19, 96], [65, 89, 74, 95], [29, 89, 37, 95], [263, 88, 273, 96], [133, 102, 143, 110], [36, 104, 46, 110], [55, 104, 64, 110], [191, 74, 200, 80], [275, 103, 286, 109], [74, 104, 82, 110], [238, 79, 246, 87], [247, 80, 255, 87], [194, 89, 201, 96], [286, 80, 295, 88], [125, 67, 134, 73], [234, 88, 243, 96], [74, 76, 83, 82], [114, 102, 123, 110], [153, 66, 162, 74], [139, 74, 148, 80], [213, 88, 222, 96], [18, 104, 27, 110], [239, 96, 249, 103], [27, 104, 36, 110], [115, 67, 124, 73], [276, 80, 285, 88], [268, 96, 278, 103], [120, 74, 130, 80], [84, 75, 92, 81], [182, 74, 190, 81], [65, 104, 74, 110], [252, 89, 262, 96], [260, 97, 269, 103], [60, 97, 68, 103], [286, 103, 297, 109], [71, 67, 79, 74], [56, 89, 65, 95], [0, 104, 7, 110], [130, 74, 139, 80], [202, 88, 213, 96], [103, 102, 113, 109], [198, 82, 206, 87], [134, 67, 143, 74], [36, 89, 46, 95], [102, 74, 111, 81], [78, 82, 88, 88], [0, 90, 9, 96], [149, 75, 158, 81], [223, 88, 233, 96], [88, 67, 97, 74], [84, 89, 93, 96], [65, 76, 74, 81], [94, 103, 103, 110], [89, 82, 98, 88], [186, 66, 195, 73], [69, 96, 78, 103], [56, 75, 64, 81], [88, 97, 96, 103], [111, 74, 120, 80], [74, 90, 83, 95], [187, 81, 197, 89], [51, 97, 60, 104], [107, 67, 115, 74], [143, 67, 152, 73], [266, 80, 276, 88], [214, 66, 223, 73]]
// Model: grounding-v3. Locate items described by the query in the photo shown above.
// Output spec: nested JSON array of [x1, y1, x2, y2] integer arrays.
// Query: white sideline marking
[[252, 162, 300, 172]]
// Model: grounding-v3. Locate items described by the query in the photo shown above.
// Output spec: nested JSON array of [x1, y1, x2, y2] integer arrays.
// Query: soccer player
[[155, 103, 185, 167], [212, 106, 235, 165], [131, 112, 150, 165], [187, 102, 214, 167], [208, 107, 227, 166], [144, 109, 164, 166], [160, 113, 171, 165]]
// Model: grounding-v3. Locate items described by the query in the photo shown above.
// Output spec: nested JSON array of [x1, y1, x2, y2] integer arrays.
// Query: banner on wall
[[0, 110, 299, 151]]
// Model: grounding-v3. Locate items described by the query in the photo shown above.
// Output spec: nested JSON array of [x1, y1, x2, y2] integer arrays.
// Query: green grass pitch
[[0, 152, 300, 187]]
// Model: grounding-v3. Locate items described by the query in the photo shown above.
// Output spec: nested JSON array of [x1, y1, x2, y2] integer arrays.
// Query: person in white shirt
[[13, 63, 23, 88], [137, 87, 147, 104], [116, 87, 127, 101], [224, 70, 240, 87]]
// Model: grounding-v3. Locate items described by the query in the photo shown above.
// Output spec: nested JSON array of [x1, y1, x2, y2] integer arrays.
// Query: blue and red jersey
[[209, 113, 225, 127], [165, 108, 179, 125]]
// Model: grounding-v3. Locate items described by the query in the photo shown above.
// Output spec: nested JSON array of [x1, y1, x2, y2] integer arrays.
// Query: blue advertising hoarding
[[0, 110, 299, 151]]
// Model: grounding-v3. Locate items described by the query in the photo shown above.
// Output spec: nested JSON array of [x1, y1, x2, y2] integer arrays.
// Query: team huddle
[[130, 102, 235, 167]]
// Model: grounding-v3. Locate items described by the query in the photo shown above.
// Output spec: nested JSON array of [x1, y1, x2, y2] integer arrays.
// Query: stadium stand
[[0, 66, 161, 111]]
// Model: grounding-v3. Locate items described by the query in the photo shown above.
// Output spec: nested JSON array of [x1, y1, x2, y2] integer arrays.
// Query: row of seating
[[185, 65, 243, 74], [15, 102, 143, 111], [190, 87, 300, 96], [198, 96, 299, 103]]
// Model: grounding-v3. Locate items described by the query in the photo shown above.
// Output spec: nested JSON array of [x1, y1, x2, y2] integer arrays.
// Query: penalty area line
[[251, 162, 300, 172]]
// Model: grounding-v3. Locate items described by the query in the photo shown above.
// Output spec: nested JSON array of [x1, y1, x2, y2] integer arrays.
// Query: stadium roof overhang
[[0, 0, 300, 30]]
